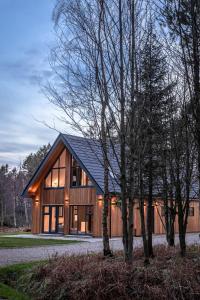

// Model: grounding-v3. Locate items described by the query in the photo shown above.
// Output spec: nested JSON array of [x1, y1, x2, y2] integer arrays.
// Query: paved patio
[[0, 233, 200, 266]]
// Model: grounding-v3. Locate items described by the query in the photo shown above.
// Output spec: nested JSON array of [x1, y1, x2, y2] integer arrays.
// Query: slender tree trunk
[[168, 199, 175, 247], [97, 0, 112, 257], [162, 161, 171, 245], [127, 198, 133, 262], [126, 0, 136, 264], [178, 207, 186, 256], [101, 98, 112, 257], [147, 140, 154, 257], [119, 0, 128, 261], [139, 155, 149, 264], [176, 181, 186, 256]]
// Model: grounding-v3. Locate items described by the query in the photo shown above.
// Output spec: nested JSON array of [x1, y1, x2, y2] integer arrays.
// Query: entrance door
[[43, 205, 64, 233], [70, 205, 93, 235]]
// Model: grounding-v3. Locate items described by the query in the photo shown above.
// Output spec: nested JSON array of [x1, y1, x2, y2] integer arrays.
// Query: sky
[[0, 0, 69, 167]]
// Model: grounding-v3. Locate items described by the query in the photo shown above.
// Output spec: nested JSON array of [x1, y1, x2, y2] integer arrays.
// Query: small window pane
[[60, 150, 66, 168], [72, 167, 77, 186], [189, 207, 194, 216], [44, 206, 49, 214], [43, 215, 50, 232], [59, 169, 65, 187], [88, 178, 93, 186], [81, 170, 87, 186], [52, 169, 59, 187], [59, 206, 63, 217], [53, 159, 59, 168], [72, 158, 76, 167], [45, 172, 51, 187]]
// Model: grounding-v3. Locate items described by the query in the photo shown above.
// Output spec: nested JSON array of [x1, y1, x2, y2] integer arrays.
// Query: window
[[45, 150, 66, 188], [70, 205, 93, 234], [71, 157, 93, 187], [189, 207, 194, 217]]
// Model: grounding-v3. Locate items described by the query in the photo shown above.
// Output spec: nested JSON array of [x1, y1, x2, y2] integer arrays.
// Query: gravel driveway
[[0, 233, 200, 266]]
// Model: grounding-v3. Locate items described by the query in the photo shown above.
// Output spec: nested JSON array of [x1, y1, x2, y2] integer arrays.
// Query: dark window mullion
[[49, 206, 51, 233]]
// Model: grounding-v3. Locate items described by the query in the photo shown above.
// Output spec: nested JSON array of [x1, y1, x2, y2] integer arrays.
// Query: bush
[[17, 245, 200, 300]]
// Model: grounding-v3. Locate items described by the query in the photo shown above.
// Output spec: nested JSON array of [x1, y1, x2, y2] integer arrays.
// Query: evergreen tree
[[22, 144, 51, 178], [140, 28, 174, 256]]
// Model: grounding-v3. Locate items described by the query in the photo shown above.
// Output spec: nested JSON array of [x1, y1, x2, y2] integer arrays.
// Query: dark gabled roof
[[22, 133, 120, 197], [62, 134, 120, 194]]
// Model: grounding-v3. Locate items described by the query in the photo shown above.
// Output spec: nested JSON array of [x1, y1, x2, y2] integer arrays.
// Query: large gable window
[[71, 157, 93, 187], [45, 150, 66, 188]]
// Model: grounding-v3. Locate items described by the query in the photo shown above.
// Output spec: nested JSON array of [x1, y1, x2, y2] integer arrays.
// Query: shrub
[[18, 245, 200, 300]]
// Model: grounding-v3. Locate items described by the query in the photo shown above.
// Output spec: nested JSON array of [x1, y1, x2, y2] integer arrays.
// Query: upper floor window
[[45, 150, 66, 188], [71, 157, 93, 187], [189, 207, 194, 217]]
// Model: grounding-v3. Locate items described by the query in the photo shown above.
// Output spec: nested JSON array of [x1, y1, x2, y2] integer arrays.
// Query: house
[[22, 133, 200, 236]]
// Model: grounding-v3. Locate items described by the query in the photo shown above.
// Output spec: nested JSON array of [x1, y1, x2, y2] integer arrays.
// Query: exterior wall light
[[98, 195, 103, 201], [65, 197, 69, 205], [111, 197, 117, 205], [98, 195, 103, 205]]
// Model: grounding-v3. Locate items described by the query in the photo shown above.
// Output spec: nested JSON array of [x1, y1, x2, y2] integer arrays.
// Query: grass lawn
[[0, 261, 42, 300], [0, 283, 30, 300], [0, 231, 32, 235], [0, 236, 81, 248]]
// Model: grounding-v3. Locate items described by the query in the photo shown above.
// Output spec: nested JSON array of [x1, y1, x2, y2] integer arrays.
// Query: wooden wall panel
[[69, 187, 96, 205], [42, 189, 64, 205], [31, 188, 41, 234], [111, 206, 122, 237], [134, 206, 142, 236], [93, 199, 103, 237], [146, 200, 200, 235], [186, 201, 200, 232]]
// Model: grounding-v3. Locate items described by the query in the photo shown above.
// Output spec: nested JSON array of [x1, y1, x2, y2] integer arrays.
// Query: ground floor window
[[42, 205, 64, 233], [70, 205, 93, 235]]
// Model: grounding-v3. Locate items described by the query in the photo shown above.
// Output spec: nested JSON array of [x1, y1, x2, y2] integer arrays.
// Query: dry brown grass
[[18, 245, 200, 300]]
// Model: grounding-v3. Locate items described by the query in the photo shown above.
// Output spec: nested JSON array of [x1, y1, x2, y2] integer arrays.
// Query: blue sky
[[0, 0, 69, 167]]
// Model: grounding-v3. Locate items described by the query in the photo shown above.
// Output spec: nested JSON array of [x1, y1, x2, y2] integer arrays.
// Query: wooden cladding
[[42, 186, 97, 207], [69, 187, 96, 205], [32, 200, 41, 234], [42, 189, 64, 205], [93, 200, 200, 237]]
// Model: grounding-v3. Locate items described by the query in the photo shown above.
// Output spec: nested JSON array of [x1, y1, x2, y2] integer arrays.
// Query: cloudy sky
[[0, 0, 69, 167]]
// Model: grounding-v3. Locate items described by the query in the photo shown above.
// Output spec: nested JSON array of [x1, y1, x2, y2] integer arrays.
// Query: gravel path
[[0, 233, 200, 266]]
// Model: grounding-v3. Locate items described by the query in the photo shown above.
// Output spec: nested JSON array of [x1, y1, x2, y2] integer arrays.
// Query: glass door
[[43, 206, 64, 233], [51, 206, 56, 233], [70, 205, 93, 235]]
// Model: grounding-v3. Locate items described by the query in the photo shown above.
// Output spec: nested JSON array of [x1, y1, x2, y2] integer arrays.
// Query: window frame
[[44, 150, 66, 189], [70, 156, 93, 188], [188, 207, 194, 217]]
